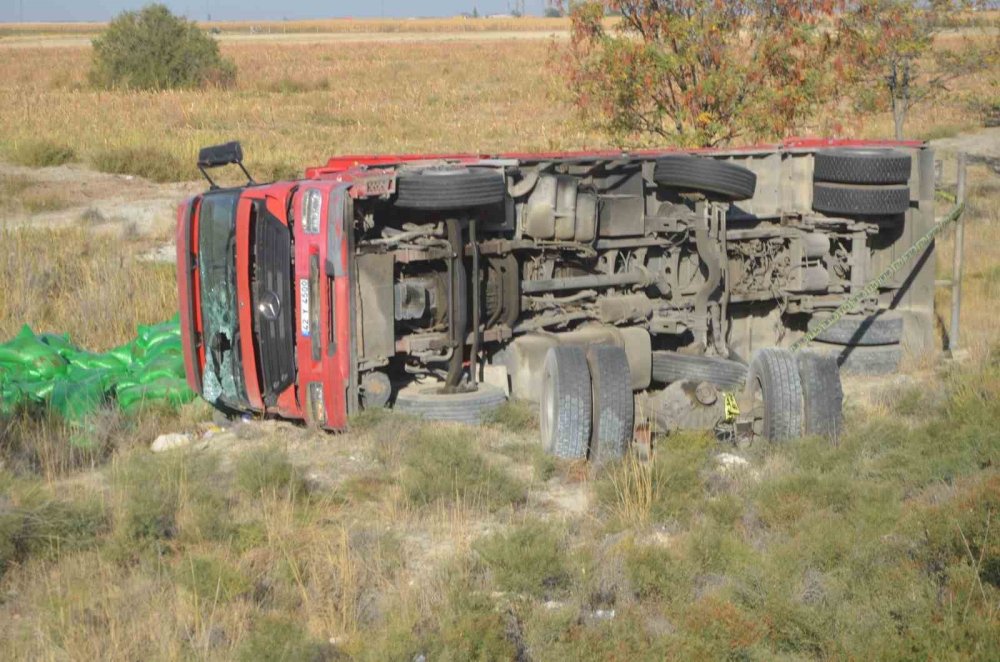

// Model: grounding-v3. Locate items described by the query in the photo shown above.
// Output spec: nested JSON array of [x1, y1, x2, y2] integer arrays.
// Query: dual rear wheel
[[744, 348, 844, 443], [539, 345, 634, 463]]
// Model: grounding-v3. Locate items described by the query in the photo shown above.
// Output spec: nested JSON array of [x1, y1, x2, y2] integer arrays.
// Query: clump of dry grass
[[0, 226, 176, 350]]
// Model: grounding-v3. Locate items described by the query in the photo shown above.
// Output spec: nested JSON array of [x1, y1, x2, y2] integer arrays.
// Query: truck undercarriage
[[178, 140, 937, 460]]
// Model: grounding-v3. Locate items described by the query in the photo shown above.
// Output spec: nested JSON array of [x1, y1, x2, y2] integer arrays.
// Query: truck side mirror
[[197, 141, 255, 189]]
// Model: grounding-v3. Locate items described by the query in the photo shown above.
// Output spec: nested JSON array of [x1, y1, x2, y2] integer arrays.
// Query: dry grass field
[[1, 23, 999, 662]]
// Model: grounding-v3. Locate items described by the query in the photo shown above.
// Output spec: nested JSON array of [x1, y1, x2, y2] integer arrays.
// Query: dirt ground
[[0, 161, 200, 237]]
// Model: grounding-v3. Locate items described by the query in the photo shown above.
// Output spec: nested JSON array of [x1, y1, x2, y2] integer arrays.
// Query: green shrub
[[624, 543, 690, 602], [0, 482, 108, 576], [484, 400, 537, 434], [237, 616, 332, 662], [595, 432, 713, 527], [174, 555, 250, 604], [10, 140, 76, 168], [400, 427, 527, 511], [234, 444, 304, 498], [90, 4, 236, 91], [90, 146, 190, 182], [113, 451, 227, 548], [474, 519, 571, 598]]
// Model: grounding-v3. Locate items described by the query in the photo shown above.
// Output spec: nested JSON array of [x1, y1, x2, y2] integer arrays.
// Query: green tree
[[558, 1, 848, 147], [840, 0, 1000, 139], [90, 4, 236, 91]]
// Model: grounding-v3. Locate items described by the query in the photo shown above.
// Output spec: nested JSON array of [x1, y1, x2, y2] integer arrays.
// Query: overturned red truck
[[176, 139, 936, 459]]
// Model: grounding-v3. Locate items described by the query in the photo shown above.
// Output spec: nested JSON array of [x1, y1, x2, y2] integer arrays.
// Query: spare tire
[[394, 382, 507, 424], [653, 155, 757, 202], [651, 351, 748, 390], [822, 345, 902, 376], [395, 167, 506, 210], [809, 311, 903, 346], [814, 148, 911, 185], [813, 183, 910, 217]]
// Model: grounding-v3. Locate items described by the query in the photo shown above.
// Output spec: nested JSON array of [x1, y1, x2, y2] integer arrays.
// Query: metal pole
[[949, 152, 967, 354]]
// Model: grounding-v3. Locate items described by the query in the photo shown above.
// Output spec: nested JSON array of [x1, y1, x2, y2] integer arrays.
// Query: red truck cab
[[177, 151, 356, 429]]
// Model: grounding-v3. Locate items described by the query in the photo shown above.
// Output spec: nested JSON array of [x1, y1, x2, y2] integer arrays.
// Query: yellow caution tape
[[724, 392, 740, 423]]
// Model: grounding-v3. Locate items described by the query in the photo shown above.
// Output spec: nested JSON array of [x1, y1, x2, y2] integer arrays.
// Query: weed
[[497, 440, 557, 482], [90, 146, 192, 183], [0, 485, 108, 576], [624, 542, 690, 602], [484, 400, 538, 434], [9, 140, 76, 167], [260, 77, 331, 94], [474, 519, 572, 599], [234, 444, 305, 498], [174, 554, 251, 604], [112, 450, 227, 551], [596, 432, 714, 528], [237, 616, 332, 662], [400, 426, 527, 512], [0, 227, 178, 350]]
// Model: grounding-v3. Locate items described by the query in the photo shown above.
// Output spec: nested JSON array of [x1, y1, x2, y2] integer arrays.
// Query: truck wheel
[[812, 182, 910, 217], [394, 382, 507, 425], [796, 352, 844, 440], [809, 311, 903, 346], [587, 345, 633, 463], [653, 155, 757, 202], [394, 167, 506, 210], [540, 346, 592, 460], [814, 148, 911, 185], [744, 348, 803, 443], [651, 351, 748, 390]]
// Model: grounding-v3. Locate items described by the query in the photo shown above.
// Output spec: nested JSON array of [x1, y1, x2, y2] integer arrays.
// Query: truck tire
[[745, 348, 803, 443], [822, 345, 902, 376], [651, 351, 748, 390], [812, 182, 910, 217], [809, 311, 903, 346], [394, 167, 506, 210], [796, 352, 844, 440], [394, 382, 507, 425], [653, 155, 757, 202], [540, 346, 592, 460], [587, 345, 633, 463], [814, 148, 911, 185]]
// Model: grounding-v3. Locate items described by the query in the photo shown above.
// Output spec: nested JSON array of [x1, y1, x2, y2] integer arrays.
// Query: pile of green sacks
[[0, 315, 196, 427]]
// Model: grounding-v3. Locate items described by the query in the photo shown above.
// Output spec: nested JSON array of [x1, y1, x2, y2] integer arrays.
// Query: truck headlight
[[302, 189, 322, 234]]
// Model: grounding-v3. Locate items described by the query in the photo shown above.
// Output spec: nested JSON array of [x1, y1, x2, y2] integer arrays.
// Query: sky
[[1, 1, 553, 23]]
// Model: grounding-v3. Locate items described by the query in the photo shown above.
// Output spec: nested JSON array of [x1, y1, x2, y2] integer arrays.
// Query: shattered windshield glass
[[198, 190, 248, 408]]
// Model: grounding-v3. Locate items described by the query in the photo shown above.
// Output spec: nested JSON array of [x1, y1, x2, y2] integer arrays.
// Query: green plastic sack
[[0, 326, 68, 380], [0, 316, 195, 424], [67, 351, 128, 372], [133, 354, 186, 384], [15, 380, 56, 402], [50, 377, 108, 422], [118, 378, 195, 414]]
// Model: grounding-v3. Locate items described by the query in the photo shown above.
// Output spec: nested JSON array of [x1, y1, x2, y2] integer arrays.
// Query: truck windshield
[[198, 190, 248, 408]]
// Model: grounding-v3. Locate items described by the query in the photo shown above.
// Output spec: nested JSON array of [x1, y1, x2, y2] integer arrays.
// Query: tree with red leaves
[[839, 0, 999, 139], [559, 1, 848, 147], [558, 1, 998, 146]]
